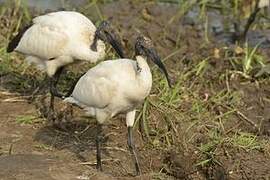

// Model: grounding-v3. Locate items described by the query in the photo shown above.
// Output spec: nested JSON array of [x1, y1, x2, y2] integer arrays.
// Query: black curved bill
[[105, 32, 125, 58], [147, 48, 172, 88]]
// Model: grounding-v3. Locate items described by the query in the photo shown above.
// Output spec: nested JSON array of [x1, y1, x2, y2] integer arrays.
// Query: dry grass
[[1, 0, 270, 179]]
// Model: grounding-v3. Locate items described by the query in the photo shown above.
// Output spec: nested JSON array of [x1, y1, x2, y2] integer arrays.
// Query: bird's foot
[[29, 76, 49, 102], [50, 102, 75, 131], [135, 164, 141, 176], [96, 163, 103, 172], [29, 87, 40, 102], [46, 108, 57, 122], [50, 83, 66, 99], [47, 110, 70, 132], [29, 85, 47, 102]]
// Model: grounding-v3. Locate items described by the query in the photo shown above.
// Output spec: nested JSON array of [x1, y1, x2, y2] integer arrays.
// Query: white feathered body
[[65, 56, 152, 123], [259, 0, 269, 8], [14, 11, 106, 76]]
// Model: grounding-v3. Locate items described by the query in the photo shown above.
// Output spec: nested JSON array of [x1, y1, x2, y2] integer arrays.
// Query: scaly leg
[[127, 127, 141, 176], [96, 122, 103, 171], [30, 75, 49, 101], [126, 110, 141, 176], [47, 67, 64, 121], [50, 67, 65, 98]]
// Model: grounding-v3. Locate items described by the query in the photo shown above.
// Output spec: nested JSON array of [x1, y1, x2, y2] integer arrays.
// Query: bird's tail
[[25, 56, 46, 71], [64, 97, 95, 117], [64, 97, 77, 104], [7, 24, 32, 53]]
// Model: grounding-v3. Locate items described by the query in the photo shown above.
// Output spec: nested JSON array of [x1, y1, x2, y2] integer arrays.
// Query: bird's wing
[[11, 11, 97, 59], [71, 75, 117, 108], [70, 59, 137, 108], [14, 23, 69, 59], [33, 11, 96, 31], [33, 11, 96, 42]]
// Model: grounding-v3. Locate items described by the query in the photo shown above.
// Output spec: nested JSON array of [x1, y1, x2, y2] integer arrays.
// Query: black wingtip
[[7, 41, 15, 53], [7, 24, 32, 53]]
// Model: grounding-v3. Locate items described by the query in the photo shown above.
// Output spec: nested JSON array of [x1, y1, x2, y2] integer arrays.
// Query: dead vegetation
[[1, 0, 270, 179]]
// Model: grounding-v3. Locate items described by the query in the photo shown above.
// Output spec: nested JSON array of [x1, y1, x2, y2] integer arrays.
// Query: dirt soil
[[1, 0, 270, 180], [0, 92, 165, 180]]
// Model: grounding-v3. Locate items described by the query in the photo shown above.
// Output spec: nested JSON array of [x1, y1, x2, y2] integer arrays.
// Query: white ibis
[[64, 36, 171, 175], [7, 11, 125, 118]]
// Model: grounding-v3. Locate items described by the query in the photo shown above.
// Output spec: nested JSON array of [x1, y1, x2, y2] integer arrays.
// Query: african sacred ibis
[[7, 11, 125, 116], [64, 36, 171, 175]]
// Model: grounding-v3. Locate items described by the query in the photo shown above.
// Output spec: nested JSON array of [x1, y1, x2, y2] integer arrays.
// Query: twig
[[53, 129, 70, 136], [236, 110, 258, 128], [2, 97, 27, 102], [225, 70, 230, 92], [102, 146, 128, 153], [242, 0, 261, 40], [218, 104, 259, 130], [79, 158, 120, 165], [76, 125, 91, 135], [8, 144, 13, 155], [0, 91, 21, 96], [225, 122, 242, 134]]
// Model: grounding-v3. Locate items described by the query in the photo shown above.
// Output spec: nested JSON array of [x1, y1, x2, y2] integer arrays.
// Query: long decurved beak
[[105, 32, 125, 58], [147, 48, 172, 88]]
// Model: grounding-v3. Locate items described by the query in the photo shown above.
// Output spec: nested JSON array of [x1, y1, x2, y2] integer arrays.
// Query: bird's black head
[[135, 36, 172, 88], [91, 20, 125, 58]]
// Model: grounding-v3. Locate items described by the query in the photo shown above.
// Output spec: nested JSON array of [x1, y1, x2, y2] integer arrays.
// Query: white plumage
[[7, 11, 124, 117], [64, 36, 171, 175], [12, 11, 106, 77], [259, 0, 269, 8], [65, 56, 152, 124]]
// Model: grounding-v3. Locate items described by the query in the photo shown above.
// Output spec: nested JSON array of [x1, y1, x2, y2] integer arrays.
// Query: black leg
[[30, 75, 49, 101], [96, 122, 103, 171], [46, 78, 56, 122], [127, 127, 141, 176], [47, 67, 64, 121], [50, 67, 65, 98]]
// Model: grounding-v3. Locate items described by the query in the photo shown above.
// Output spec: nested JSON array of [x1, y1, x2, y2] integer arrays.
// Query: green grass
[[1, 0, 270, 179], [15, 115, 39, 124], [231, 132, 261, 150], [225, 42, 267, 79], [34, 144, 53, 151], [195, 128, 224, 167]]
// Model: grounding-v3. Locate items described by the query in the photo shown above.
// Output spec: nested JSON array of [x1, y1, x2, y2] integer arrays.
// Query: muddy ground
[[1, 0, 270, 179]]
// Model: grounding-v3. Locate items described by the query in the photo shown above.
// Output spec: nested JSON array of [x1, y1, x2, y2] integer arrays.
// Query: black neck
[[90, 32, 99, 51]]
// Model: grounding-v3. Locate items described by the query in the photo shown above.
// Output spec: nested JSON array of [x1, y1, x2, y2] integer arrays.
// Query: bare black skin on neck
[[66, 22, 125, 98], [90, 32, 99, 51], [90, 21, 125, 58], [135, 36, 172, 88]]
